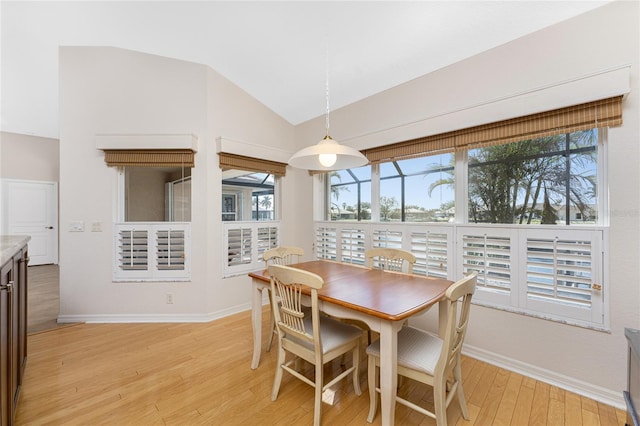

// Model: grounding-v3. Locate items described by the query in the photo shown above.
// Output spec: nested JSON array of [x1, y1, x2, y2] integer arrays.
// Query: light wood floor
[[16, 306, 626, 425], [27, 264, 66, 334]]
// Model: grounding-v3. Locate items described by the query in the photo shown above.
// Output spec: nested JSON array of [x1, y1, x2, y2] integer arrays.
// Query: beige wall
[[53, 0, 638, 409], [295, 0, 639, 406], [0, 131, 59, 182], [58, 46, 296, 320]]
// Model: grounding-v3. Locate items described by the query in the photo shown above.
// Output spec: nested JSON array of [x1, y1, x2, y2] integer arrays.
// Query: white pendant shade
[[288, 135, 368, 171]]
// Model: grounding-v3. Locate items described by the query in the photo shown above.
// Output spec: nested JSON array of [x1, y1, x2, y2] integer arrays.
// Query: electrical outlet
[[166, 293, 174, 304]]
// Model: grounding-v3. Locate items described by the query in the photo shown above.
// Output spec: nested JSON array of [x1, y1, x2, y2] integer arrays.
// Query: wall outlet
[[166, 293, 174, 304]]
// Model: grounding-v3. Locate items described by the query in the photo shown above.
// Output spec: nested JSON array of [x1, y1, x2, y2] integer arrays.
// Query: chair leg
[[271, 346, 285, 401], [352, 343, 362, 395], [433, 376, 447, 426], [266, 292, 275, 352], [454, 362, 469, 419], [366, 356, 378, 423], [314, 362, 323, 426]]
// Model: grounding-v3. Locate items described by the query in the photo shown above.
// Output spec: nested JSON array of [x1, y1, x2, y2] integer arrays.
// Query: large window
[[322, 127, 608, 329], [468, 130, 598, 225]]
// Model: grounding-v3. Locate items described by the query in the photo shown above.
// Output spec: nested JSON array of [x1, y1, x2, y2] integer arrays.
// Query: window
[[468, 130, 598, 225], [319, 95, 623, 329], [329, 166, 371, 221], [222, 171, 275, 222], [114, 165, 192, 282], [221, 168, 281, 276], [380, 153, 455, 222]]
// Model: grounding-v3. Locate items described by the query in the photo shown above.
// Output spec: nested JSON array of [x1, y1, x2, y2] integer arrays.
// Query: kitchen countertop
[[626, 327, 640, 358], [0, 235, 31, 266]]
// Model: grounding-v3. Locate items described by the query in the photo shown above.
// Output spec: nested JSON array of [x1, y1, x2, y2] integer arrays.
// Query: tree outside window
[[467, 130, 598, 225]]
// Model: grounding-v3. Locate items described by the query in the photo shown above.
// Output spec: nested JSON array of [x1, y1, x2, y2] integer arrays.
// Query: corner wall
[[58, 46, 296, 322]]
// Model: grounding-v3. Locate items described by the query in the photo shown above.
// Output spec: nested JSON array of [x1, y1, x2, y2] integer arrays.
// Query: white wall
[[57, 0, 637, 408], [0, 131, 59, 181], [58, 46, 296, 322], [294, 0, 639, 407]]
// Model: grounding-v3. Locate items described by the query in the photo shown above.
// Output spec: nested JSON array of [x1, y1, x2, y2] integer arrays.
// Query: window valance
[[218, 152, 287, 176], [103, 149, 195, 167], [362, 95, 623, 164]]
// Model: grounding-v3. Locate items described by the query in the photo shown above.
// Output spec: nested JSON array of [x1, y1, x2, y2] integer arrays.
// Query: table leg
[[378, 320, 399, 426], [438, 298, 447, 338], [251, 280, 264, 369]]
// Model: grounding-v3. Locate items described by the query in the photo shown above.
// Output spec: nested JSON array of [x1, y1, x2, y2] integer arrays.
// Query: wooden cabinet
[[0, 237, 29, 426]]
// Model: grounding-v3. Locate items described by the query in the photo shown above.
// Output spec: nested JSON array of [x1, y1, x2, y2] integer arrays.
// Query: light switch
[[91, 222, 102, 232]]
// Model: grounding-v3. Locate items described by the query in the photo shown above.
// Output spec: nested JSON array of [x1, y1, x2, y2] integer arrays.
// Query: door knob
[[46, 226, 54, 229]]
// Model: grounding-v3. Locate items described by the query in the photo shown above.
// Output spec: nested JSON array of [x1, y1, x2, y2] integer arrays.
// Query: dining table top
[[249, 259, 453, 322]]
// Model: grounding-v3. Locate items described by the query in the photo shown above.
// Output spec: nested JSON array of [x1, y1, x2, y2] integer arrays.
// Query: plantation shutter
[[156, 229, 186, 271], [461, 233, 512, 293], [227, 227, 252, 267], [118, 229, 149, 271], [372, 229, 403, 249], [315, 227, 338, 260], [410, 230, 448, 279], [340, 227, 367, 265]]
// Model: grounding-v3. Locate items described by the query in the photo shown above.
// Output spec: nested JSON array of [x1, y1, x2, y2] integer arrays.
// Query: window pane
[[329, 166, 371, 221], [222, 170, 276, 221], [467, 130, 597, 225], [380, 177, 401, 222], [379, 153, 455, 223]]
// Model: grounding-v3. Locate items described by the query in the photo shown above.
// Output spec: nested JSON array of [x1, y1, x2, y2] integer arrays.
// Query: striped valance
[[218, 152, 287, 176], [363, 95, 623, 164], [104, 149, 194, 167]]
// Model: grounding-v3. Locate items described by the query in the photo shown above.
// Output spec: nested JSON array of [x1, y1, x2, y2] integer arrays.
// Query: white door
[[1, 179, 58, 266]]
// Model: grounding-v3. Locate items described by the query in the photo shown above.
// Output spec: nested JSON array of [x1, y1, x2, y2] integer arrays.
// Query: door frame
[[1, 179, 59, 265]]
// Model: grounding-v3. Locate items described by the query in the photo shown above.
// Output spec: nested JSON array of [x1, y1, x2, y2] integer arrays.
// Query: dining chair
[[365, 247, 416, 274], [268, 264, 362, 426], [263, 246, 304, 351], [358, 247, 417, 342], [365, 271, 477, 426]]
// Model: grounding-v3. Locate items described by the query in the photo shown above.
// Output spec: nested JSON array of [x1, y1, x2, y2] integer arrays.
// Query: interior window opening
[[222, 170, 276, 221], [124, 166, 191, 222]]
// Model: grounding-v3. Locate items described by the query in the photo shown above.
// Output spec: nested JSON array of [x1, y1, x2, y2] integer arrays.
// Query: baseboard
[[463, 343, 626, 410], [57, 301, 252, 325]]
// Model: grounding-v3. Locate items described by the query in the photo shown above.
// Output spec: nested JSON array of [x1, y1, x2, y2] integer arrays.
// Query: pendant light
[[288, 49, 368, 171]]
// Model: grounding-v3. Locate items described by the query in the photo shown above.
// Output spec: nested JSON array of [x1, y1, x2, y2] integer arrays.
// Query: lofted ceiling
[[1, 1, 612, 139]]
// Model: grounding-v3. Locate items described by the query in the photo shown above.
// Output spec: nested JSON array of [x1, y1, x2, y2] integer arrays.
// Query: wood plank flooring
[[16, 306, 626, 425], [27, 264, 67, 334]]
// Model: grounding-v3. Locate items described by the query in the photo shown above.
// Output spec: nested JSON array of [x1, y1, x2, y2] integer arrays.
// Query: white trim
[[95, 133, 198, 152], [57, 302, 254, 325], [346, 65, 631, 151], [463, 343, 625, 410], [216, 136, 292, 164]]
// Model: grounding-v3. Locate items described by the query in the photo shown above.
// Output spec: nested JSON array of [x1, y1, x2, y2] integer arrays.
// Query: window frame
[[317, 128, 609, 330], [221, 169, 281, 277], [114, 167, 192, 282]]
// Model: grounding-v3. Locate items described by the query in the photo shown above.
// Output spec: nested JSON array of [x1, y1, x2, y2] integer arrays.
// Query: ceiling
[[1, 1, 612, 139]]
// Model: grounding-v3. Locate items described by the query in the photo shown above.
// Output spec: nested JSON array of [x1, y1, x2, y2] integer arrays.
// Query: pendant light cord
[[325, 43, 330, 138]]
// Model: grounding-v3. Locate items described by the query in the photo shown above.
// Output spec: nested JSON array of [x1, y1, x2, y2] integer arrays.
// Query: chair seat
[[366, 326, 443, 375], [286, 314, 363, 354]]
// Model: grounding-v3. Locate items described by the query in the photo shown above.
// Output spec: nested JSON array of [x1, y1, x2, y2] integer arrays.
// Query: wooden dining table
[[248, 259, 454, 426]]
